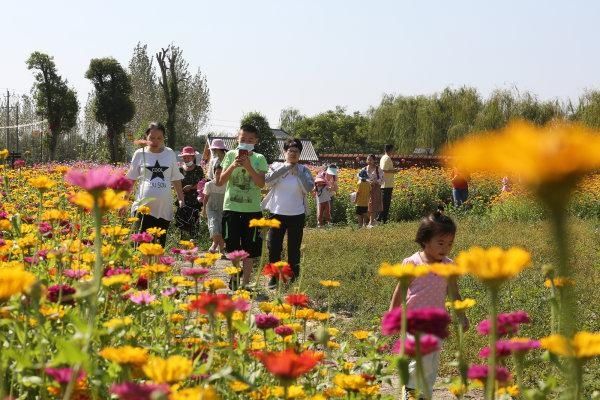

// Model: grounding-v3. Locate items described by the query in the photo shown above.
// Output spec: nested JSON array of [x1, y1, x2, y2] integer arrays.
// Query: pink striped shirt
[[404, 252, 451, 310]]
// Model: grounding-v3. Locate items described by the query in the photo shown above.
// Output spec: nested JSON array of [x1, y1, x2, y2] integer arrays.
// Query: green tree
[[85, 57, 135, 163], [241, 112, 279, 162], [279, 107, 304, 134], [574, 90, 600, 128], [26, 51, 79, 161]]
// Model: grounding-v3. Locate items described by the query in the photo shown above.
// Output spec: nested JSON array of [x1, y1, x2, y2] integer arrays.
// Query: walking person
[[262, 138, 314, 288], [175, 146, 204, 240], [215, 125, 268, 289], [359, 154, 383, 228], [126, 122, 185, 247], [378, 144, 396, 223], [451, 168, 469, 206], [354, 169, 371, 228], [202, 139, 228, 253]]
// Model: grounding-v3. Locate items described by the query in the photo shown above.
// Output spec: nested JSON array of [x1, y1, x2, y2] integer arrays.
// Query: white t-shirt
[[126, 147, 184, 221], [266, 171, 305, 216], [203, 179, 226, 195]]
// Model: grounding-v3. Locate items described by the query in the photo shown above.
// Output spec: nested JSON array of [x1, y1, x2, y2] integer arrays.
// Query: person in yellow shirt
[[378, 144, 396, 223], [354, 169, 371, 228]]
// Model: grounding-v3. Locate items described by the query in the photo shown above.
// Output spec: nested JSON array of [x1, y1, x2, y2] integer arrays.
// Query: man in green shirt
[[216, 124, 268, 287]]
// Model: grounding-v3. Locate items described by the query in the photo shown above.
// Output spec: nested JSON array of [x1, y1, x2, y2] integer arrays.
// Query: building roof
[[205, 135, 319, 162]]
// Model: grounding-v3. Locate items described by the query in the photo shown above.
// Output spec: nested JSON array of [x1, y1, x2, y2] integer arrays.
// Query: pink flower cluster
[[110, 382, 170, 399], [45, 367, 86, 385], [65, 166, 132, 193], [382, 307, 450, 339], [467, 365, 511, 383], [131, 232, 154, 243], [478, 339, 540, 358], [392, 334, 440, 357], [476, 311, 531, 336]]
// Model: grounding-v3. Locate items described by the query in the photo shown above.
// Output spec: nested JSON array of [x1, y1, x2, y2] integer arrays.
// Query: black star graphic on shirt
[[146, 160, 169, 180]]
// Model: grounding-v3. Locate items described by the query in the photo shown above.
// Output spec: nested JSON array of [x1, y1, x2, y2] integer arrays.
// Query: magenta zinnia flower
[[467, 365, 511, 383], [129, 291, 156, 305], [381, 307, 450, 338], [65, 166, 131, 193], [45, 367, 85, 385], [477, 311, 531, 336], [47, 284, 76, 304], [110, 382, 170, 400], [131, 232, 154, 243], [393, 334, 440, 357], [226, 250, 250, 262], [255, 313, 280, 330], [181, 267, 210, 278], [381, 307, 403, 336], [275, 325, 295, 337]]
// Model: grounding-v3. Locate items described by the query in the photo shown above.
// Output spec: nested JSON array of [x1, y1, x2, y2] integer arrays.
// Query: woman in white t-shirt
[[263, 138, 314, 289], [126, 122, 185, 246]]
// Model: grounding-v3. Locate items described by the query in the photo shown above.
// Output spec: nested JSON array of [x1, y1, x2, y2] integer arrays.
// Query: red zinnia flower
[[285, 293, 310, 308], [255, 349, 323, 381], [262, 262, 294, 282], [189, 293, 242, 316]]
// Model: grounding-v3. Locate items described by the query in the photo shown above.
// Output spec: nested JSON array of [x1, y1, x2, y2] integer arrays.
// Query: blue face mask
[[238, 143, 254, 152]]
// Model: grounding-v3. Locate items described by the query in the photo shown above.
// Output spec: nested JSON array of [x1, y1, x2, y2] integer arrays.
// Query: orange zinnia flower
[[255, 349, 323, 380], [262, 262, 294, 282], [285, 293, 310, 308]]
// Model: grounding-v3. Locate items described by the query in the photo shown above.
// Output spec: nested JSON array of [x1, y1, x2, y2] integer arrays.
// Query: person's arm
[[172, 180, 185, 207], [389, 282, 403, 310], [216, 152, 236, 186], [239, 154, 266, 188], [298, 166, 315, 193], [265, 163, 292, 187]]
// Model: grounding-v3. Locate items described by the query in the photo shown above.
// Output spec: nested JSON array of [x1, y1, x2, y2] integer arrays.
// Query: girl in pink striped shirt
[[389, 208, 469, 399]]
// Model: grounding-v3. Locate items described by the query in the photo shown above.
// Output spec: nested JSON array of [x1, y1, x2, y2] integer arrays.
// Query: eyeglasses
[[287, 148, 301, 154]]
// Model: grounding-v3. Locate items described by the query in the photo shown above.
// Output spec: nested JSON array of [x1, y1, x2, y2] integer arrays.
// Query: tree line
[[279, 87, 600, 154]]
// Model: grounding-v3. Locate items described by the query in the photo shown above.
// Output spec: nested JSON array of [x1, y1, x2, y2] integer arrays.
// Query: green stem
[[486, 286, 498, 400], [513, 353, 525, 396], [574, 360, 583, 400]]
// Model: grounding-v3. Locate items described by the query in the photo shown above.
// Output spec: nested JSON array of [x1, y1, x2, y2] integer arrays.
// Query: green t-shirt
[[220, 150, 269, 212]]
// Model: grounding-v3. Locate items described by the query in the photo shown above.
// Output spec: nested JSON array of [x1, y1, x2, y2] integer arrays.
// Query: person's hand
[[238, 155, 252, 170], [233, 155, 247, 169], [183, 184, 193, 192], [178, 200, 185, 208], [290, 164, 298, 176]]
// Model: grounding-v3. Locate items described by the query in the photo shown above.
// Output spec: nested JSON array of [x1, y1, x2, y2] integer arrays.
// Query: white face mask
[[184, 161, 194, 167], [238, 143, 254, 152]]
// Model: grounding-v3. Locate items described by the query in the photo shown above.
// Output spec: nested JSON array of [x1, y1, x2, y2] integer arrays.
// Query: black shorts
[[222, 211, 263, 258], [355, 206, 368, 215]]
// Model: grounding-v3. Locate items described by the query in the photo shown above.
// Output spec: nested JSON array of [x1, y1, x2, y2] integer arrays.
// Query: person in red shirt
[[451, 168, 469, 206]]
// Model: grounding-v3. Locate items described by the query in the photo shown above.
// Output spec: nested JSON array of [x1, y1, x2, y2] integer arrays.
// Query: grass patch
[[299, 218, 600, 391]]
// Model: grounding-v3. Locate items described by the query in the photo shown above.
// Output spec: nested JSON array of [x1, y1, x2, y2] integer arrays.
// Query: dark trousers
[[267, 213, 306, 278], [137, 213, 170, 247], [452, 188, 468, 206], [378, 188, 393, 223]]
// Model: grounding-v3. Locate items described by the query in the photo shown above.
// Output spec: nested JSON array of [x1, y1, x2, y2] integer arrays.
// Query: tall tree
[[129, 43, 163, 138], [177, 67, 210, 149], [241, 112, 279, 163], [26, 52, 79, 160], [85, 58, 135, 163], [279, 108, 303, 134], [156, 46, 183, 149]]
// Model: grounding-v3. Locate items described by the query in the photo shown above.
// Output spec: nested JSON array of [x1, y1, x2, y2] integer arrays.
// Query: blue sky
[[2, 0, 600, 133]]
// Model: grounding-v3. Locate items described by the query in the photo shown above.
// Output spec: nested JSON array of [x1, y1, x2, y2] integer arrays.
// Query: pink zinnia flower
[[38, 221, 53, 235], [13, 159, 26, 168], [477, 311, 531, 336], [45, 367, 85, 385], [129, 291, 156, 305], [65, 166, 132, 193], [381, 307, 402, 336], [104, 267, 132, 277], [159, 256, 176, 265], [181, 267, 210, 278], [63, 269, 90, 279], [478, 340, 513, 358], [255, 314, 280, 330], [161, 287, 178, 297], [234, 299, 251, 312], [393, 334, 440, 357], [467, 365, 511, 383], [275, 325, 295, 337], [226, 250, 250, 262], [110, 381, 170, 400], [131, 232, 154, 243]]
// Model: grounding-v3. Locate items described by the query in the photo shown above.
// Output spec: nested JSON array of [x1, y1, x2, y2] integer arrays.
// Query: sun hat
[[326, 166, 338, 176], [209, 139, 227, 151], [179, 146, 196, 157]]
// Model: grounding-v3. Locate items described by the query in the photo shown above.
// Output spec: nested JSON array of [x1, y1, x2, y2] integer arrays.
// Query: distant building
[[201, 129, 319, 163]]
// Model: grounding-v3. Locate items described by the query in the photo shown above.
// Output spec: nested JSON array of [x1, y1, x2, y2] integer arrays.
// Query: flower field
[[0, 121, 599, 399]]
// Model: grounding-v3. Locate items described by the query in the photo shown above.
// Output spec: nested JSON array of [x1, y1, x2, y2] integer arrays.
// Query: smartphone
[[238, 149, 248, 157]]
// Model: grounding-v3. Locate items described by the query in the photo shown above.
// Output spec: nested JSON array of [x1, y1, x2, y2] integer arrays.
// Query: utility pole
[[15, 103, 19, 153], [5, 90, 9, 150]]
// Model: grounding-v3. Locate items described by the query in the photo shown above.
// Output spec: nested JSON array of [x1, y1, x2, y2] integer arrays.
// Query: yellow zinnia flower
[[249, 218, 281, 229], [225, 266, 242, 276], [29, 176, 56, 191], [142, 355, 193, 383], [455, 246, 531, 283], [137, 205, 151, 215], [445, 298, 476, 311], [203, 279, 226, 291], [271, 385, 305, 399], [146, 227, 166, 237], [445, 120, 600, 187], [320, 280, 341, 288], [378, 262, 429, 279], [138, 243, 165, 256], [71, 189, 129, 211], [170, 386, 218, 400], [0, 149, 9, 159], [544, 277, 574, 288], [0, 267, 36, 300], [102, 274, 131, 287], [540, 331, 600, 359], [429, 262, 468, 278], [351, 330, 371, 340], [103, 316, 133, 330], [99, 346, 149, 366], [333, 373, 367, 391]]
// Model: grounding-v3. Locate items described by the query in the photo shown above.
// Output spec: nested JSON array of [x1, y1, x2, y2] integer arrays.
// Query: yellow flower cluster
[[138, 243, 165, 256], [103, 316, 133, 330], [170, 386, 218, 400], [0, 266, 36, 300], [455, 246, 531, 283], [28, 176, 56, 191], [249, 218, 281, 229], [142, 355, 193, 383], [319, 280, 341, 288], [540, 331, 600, 359], [99, 346, 149, 366], [102, 274, 131, 287]]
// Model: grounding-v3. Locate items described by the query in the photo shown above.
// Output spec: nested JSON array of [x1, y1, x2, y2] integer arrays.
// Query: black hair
[[283, 138, 303, 152], [385, 144, 394, 152], [415, 206, 457, 248], [239, 124, 258, 136], [145, 122, 165, 136], [368, 154, 377, 161]]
